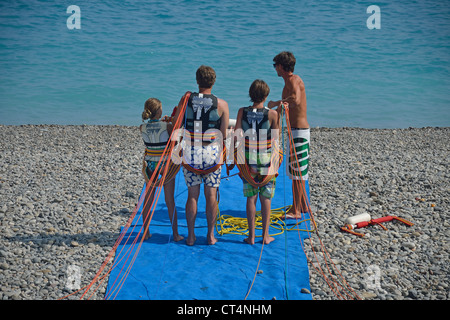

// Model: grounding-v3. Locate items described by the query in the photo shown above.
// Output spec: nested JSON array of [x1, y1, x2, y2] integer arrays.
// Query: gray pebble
[[402, 242, 416, 250], [301, 288, 311, 294]]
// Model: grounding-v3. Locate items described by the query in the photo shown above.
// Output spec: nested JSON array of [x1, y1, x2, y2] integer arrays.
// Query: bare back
[[282, 74, 309, 129]]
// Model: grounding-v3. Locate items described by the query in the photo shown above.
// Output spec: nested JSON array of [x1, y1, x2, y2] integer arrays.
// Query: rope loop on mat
[[215, 205, 315, 237]]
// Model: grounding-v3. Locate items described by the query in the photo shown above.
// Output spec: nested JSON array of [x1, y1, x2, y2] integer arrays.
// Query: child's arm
[[269, 109, 280, 130], [234, 108, 244, 139], [167, 122, 174, 135]]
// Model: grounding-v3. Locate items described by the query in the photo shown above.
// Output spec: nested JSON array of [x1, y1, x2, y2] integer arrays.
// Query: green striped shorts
[[287, 128, 310, 181], [242, 165, 276, 199]]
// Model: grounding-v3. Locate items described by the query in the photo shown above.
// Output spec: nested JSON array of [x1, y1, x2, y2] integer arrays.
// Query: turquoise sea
[[0, 0, 449, 128]]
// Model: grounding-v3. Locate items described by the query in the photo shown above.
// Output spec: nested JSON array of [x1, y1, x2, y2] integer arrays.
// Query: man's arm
[[268, 100, 282, 109]]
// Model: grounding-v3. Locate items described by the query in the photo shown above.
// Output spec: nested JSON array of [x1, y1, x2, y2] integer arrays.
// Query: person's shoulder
[[236, 106, 244, 117], [268, 108, 278, 117], [294, 74, 305, 86], [217, 95, 228, 103], [217, 97, 229, 109]]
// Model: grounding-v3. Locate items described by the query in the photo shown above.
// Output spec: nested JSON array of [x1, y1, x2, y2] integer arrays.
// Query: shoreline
[[0, 125, 448, 300]]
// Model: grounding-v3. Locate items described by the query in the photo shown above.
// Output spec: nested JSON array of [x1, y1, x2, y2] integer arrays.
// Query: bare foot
[[283, 207, 303, 220], [173, 234, 184, 242], [244, 237, 255, 245], [207, 236, 218, 245], [263, 236, 275, 245], [143, 231, 152, 241], [186, 235, 196, 246]]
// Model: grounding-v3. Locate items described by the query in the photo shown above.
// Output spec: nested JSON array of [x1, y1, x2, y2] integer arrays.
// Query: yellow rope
[[215, 205, 316, 237]]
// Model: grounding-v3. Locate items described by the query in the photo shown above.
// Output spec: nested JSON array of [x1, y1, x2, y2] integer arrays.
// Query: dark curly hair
[[273, 51, 296, 72]]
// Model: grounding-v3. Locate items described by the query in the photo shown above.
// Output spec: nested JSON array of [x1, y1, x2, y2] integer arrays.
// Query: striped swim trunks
[[242, 175, 276, 199], [241, 163, 277, 199], [287, 128, 310, 181]]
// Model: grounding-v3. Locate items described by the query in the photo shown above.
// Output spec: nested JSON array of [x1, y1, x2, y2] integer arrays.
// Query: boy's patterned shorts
[[242, 174, 276, 199], [182, 166, 222, 188], [182, 144, 222, 188]]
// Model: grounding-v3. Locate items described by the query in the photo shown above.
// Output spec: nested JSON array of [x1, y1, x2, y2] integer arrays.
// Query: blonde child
[[140, 98, 183, 242]]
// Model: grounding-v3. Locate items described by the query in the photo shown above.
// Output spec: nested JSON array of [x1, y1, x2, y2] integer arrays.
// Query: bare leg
[[185, 185, 200, 246], [204, 186, 218, 245], [163, 179, 184, 242], [244, 195, 257, 245], [260, 194, 274, 244], [286, 180, 308, 218]]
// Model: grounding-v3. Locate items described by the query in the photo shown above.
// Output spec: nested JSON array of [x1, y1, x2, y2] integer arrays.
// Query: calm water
[[0, 0, 449, 128]]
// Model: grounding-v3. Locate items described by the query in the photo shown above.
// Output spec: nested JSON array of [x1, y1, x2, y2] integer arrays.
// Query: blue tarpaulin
[[105, 163, 312, 300]]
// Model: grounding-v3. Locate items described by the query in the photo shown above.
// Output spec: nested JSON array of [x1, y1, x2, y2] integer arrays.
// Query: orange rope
[[233, 105, 359, 300], [59, 92, 191, 300], [234, 139, 283, 189], [283, 105, 360, 300], [61, 94, 361, 300], [104, 92, 191, 300]]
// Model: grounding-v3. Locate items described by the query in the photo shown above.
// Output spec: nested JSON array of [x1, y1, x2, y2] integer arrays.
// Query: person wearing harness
[[234, 80, 280, 245], [173, 65, 229, 246], [268, 51, 310, 219], [140, 98, 183, 242]]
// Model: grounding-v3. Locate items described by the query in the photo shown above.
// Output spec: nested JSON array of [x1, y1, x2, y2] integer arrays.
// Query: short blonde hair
[[142, 98, 162, 121]]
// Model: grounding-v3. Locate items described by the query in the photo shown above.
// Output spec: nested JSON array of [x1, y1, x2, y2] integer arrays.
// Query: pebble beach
[[0, 125, 448, 300]]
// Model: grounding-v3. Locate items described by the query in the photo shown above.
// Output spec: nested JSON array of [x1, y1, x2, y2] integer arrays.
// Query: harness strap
[[145, 148, 170, 157], [234, 140, 283, 189], [181, 145, 227, 175], [143, 161, 181, 187]]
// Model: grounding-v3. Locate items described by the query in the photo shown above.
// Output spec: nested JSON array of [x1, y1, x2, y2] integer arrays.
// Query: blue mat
[[105, 163, 312, 300]]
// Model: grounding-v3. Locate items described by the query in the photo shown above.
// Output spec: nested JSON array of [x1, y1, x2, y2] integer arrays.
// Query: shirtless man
[[268, 51, 310, 218]]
